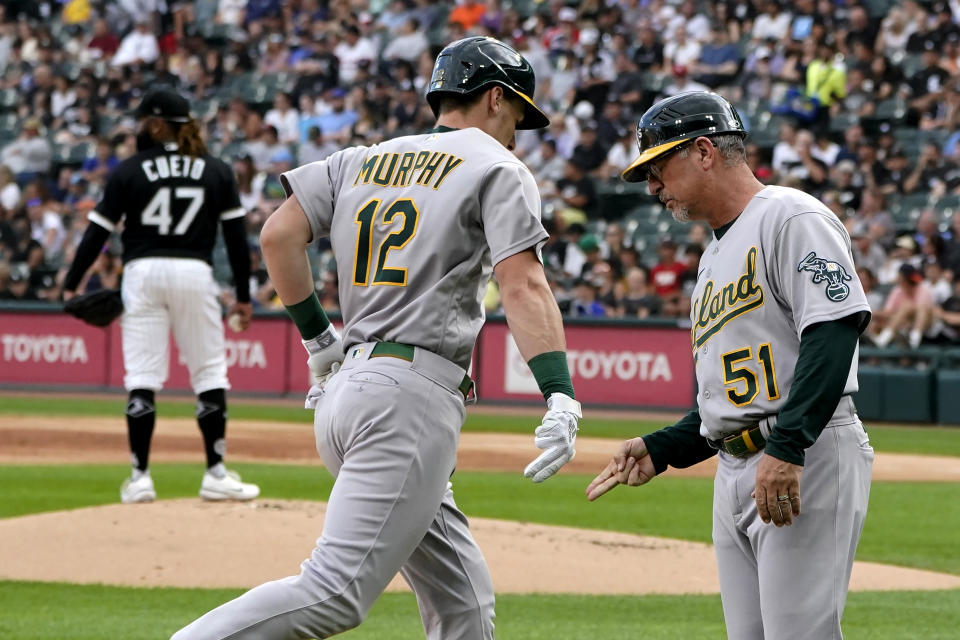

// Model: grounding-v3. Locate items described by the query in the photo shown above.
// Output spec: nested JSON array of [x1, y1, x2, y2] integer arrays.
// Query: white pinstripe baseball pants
[[121, 257, 229, 394]]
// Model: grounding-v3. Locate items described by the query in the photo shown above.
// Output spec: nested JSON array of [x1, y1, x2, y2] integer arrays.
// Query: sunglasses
[[644, 138, 715, 182]]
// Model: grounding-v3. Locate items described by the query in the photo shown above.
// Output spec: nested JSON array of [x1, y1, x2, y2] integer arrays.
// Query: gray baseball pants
[[172, 342, 495, 639], [713, 399, 874, 639]]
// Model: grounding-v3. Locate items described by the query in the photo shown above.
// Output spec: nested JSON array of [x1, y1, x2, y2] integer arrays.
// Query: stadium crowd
[[2, 0, 960, 349]]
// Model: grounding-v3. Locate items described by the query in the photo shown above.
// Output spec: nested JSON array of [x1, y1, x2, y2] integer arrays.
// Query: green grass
[[2, 464, 959, 575], [5, 395, 960, 452], [0, 580, 958, 639]]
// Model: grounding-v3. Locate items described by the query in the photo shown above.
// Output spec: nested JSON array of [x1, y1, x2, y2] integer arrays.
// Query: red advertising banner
[[108, 315, 292, 392], [0, 313, 110, 386], [477, 321, 695, 409]]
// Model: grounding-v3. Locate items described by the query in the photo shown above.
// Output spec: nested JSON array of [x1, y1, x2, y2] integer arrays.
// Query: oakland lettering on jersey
[[141, 155, 206, 182], [353, 151, 464, 190], [691, 246, 764, 349]]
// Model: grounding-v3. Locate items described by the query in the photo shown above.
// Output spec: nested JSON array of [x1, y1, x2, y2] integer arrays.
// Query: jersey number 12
[[141, 186, 205, 235], [353, 198, 419, 287]]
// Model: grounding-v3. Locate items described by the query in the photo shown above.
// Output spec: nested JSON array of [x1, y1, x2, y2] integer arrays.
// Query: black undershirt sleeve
[[763, 312, 866, 466], [642, 409, 717, 475], [63, 223, 111, 292], [221, 216, 251, 303]]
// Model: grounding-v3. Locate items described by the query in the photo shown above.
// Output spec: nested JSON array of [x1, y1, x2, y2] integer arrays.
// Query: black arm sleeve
[[642, 409, 717, 475], [763, 311, 866, 466], [221, 216, 251, 303], [63, 223, 111, 292]]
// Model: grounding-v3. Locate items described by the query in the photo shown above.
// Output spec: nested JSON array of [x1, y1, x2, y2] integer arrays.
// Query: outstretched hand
[[585, 437, 656, 501]]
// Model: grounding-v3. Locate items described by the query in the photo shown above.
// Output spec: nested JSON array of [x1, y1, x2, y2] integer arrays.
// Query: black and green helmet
[[621, 91, 747, 182], [426, 36, 550, 130]]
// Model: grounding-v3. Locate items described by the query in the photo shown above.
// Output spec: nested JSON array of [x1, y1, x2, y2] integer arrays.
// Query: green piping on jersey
[[691, 246, 764, 351]]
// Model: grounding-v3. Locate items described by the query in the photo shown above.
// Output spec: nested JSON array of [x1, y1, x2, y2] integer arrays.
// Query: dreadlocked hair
[[174, 120, 207, 157]]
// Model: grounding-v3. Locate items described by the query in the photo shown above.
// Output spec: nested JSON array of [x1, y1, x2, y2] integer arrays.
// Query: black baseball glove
[[64, 289, 124, 327]]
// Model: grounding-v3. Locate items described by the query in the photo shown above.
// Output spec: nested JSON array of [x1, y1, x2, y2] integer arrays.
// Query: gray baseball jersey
[[696, 184, 874, 639], [171, 127, 547, 640], [691, 185, 871, 440], [281, 127, 548, 369]]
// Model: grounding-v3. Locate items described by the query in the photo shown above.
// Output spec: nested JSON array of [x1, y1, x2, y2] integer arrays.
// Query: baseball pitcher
[[587, 92, 874, 639], [173, 37, 580, 640], [63, 88, 259, 503]]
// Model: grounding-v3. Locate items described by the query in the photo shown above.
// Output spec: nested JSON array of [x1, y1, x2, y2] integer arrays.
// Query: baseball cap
[[899, 262, 923, 283], [132, 88, 192, 123], [579, 234, 600, 252]]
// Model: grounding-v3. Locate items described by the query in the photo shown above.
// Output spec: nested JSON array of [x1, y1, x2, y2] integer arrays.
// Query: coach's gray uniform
[[173, 127, 548, 639], [693, 185, 874, 639]]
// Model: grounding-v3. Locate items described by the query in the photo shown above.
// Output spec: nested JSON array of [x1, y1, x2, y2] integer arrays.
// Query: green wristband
[[284, 293, 331, 340], [527, 351, 575, 400]]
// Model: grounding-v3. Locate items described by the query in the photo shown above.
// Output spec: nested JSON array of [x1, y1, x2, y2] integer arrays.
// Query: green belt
[[369, 342, 474, 399], [716, 425, 766, 457]]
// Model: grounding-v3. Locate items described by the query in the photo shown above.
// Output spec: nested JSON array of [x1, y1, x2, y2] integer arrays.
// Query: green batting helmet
[[621, 91, 747, 182], [426, 36, 550, 130]]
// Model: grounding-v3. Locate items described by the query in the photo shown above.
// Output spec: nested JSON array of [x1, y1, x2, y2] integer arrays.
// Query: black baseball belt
[[369, 341, 475, 399], [711, 425, 767, 457]]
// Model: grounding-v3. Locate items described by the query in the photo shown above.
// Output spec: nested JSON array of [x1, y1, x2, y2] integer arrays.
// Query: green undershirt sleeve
[[642, 409, 717, 475], [284, 293, 331, 340], [764, 313, 865, 466], [527, 351, 575, 400]]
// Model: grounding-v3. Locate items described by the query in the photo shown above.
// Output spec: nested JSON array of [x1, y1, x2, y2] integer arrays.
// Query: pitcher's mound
[[1, 499, 957, 594]]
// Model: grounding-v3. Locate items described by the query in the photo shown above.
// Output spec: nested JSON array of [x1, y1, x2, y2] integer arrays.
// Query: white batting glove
[[523, 393, 581, 483], [302, 325, 344, 388]]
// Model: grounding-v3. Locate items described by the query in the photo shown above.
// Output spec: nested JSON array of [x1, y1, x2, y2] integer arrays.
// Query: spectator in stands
[[382, 17, 428, 64], [569, 277, 606, 317], [87, 17, 120, 61], [857, 266, 886, 313], [805, 41, 846, 129], [81, 138, 119, 183], [1, 263, 37, 301], [933, 279, 960, 342], [650, 237, 685, 316], [904, 141, 951, 194], [316, 87, 358, 144], [233, 154, 265, 215], [244, 124, 286, 173], [924, 259, 952, 303], [752, 0, 792, 42], [112, 19, 159, 68], [853, 188, 896, 248], [692, 25, 741, 88], [632, 26, 664, 73], [600, 223, 626, 263], [333, 24, 376, 84], [527, 137, 566, 189], [619, 266, 663, 318], [772, 120, 801, 180], [664, 26, 701, 70], [811, 129, 841, 167], [851, 222, 887, 278], [662, 64, 709, 98], [299, 125, 338, 164], [874, 263, 937, 349], [0, 118, 51, 182], [264, 92, 300, 145], [27, 196, 65, 259], [600, 126, 636, 181], [0, 165, 21, 215], [572, 124, 606, 174], [556, 159, 598, 221]]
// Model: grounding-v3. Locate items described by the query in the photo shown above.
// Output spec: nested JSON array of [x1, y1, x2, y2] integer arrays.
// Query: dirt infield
[[2, 499, 959, 594], [2, 415, 959, 482], [2, 414, 959, 593]]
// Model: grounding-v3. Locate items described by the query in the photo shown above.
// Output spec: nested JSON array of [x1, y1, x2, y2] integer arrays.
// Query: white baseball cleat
[[199, 465, 260, 501], [121, 469, 156, 504]]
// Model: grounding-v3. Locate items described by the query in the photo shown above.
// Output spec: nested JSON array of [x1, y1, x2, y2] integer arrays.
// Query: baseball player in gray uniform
[[587, 92, 874, 639], [173, 37, 581, 639]]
